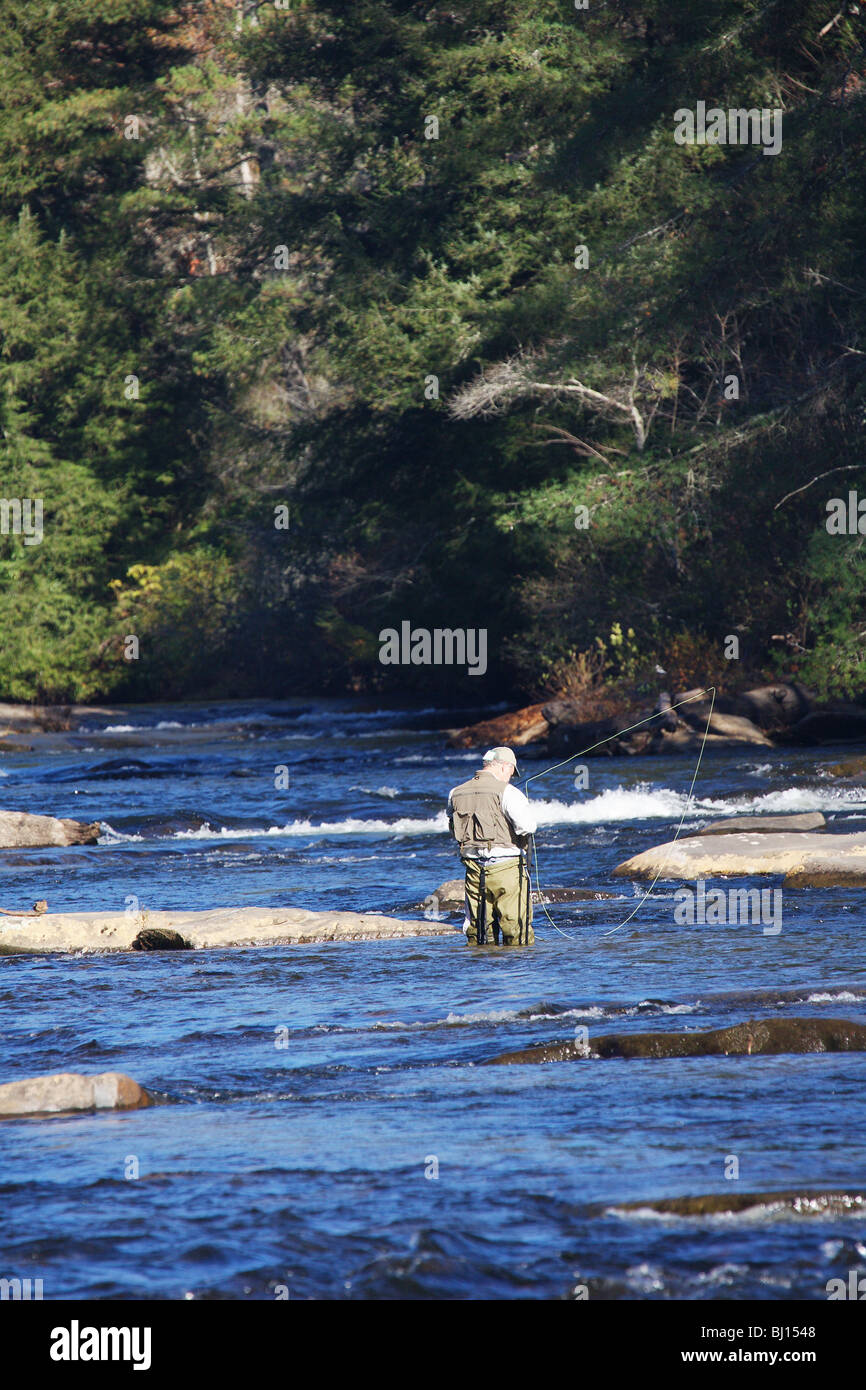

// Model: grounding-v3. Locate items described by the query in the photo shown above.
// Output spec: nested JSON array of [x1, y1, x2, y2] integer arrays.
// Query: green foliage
[[0, 0, 865, 702], [796, 529, 866, 700]]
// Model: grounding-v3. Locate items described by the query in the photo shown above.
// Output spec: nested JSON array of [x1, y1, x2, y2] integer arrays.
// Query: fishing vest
[[449, 768, 520, 857]]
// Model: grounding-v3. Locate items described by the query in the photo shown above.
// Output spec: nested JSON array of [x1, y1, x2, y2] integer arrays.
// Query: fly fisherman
[[447, 747, 537, 946]]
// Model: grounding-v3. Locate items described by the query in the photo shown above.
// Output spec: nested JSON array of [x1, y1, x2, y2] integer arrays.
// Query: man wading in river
[[447, 747, 537, 945]]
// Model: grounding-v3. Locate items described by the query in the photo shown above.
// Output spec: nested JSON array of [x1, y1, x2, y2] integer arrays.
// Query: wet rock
[[0, 1071, 153, 1116], [823, 754, 866, 778], [613, 829, 866, 881], [784, 867, 866, 888], [609, 1189, 866, 1218], [487, 1016, 866, 1065], [132, 927, 191, 951], [0, 810, 100, 849], [447, 702, 549, 749], [422, 879, 465, 910], [685, 812, 826, 837]]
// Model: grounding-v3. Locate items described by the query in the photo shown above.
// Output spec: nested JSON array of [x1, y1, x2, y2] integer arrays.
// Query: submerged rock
[[608, 1189, 866, 1218], [487, 1016, 866, 1064], [0, 809, 100, 849], [613, 829, 866, 881], [0, 1071, 152, 1117]]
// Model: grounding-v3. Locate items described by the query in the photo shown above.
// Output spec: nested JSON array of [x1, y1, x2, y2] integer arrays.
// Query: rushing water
[[1, 698, 865, 1300]]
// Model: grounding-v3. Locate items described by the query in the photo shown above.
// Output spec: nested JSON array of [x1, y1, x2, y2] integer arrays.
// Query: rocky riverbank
[[447, 681, 866, 755]]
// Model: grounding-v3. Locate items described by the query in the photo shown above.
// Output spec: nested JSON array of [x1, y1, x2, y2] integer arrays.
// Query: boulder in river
[[0, 1071, 152, 1116], [0, 809, 100, 848], [487, 1016, 866, 1065], [684, 812, 826, 837], [613, 830, 866, 881]]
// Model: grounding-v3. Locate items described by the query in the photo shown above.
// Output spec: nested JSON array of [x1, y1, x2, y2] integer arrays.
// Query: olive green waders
[[463, 854, 533, 946]]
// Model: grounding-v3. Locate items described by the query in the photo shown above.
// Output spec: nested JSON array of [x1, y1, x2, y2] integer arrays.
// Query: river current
[[1, 698, 864, 1299]]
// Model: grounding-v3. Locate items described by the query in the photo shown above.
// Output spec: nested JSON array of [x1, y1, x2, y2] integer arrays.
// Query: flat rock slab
[[613, 830, 866, 881], [0, 809, 101, 848], [487, 1017, 866, 1065], [0, 1071, 152, 1117], [685, 812, 826, 836], [0, 906, 457, 956]]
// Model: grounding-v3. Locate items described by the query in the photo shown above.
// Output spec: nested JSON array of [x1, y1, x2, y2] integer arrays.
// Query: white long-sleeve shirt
[[447, 781, 537, 861]]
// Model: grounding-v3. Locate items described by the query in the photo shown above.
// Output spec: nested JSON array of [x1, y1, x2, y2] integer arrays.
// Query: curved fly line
[[521, 686, 717, 939]]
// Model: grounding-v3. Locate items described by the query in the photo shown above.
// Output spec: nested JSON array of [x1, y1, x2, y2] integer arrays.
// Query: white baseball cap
[[483, 746, 518, 768]]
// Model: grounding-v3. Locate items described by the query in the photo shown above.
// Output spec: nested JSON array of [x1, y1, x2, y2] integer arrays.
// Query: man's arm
[[501, 784, 537, 839]]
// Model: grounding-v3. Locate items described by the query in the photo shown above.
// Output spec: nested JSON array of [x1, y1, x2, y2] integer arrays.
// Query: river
[[1, 697, 864, 1299]]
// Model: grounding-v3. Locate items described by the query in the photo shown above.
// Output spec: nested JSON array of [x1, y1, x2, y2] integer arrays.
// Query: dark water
[[1, 698, 865, 1299]]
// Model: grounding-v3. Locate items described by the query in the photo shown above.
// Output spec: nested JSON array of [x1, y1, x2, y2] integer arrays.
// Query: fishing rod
[[520, 687, 717, 939]]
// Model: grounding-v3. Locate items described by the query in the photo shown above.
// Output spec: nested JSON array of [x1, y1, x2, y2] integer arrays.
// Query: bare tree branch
[[775, 464, 866, 510]]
